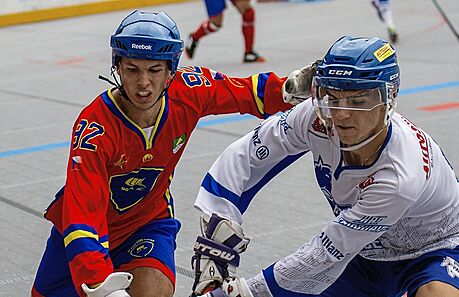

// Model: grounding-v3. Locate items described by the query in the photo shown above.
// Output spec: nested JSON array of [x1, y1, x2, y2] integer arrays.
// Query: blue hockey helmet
[[315, 35, 400, 100], [313, 36, 400, 151], [110, 10, 184, 74]]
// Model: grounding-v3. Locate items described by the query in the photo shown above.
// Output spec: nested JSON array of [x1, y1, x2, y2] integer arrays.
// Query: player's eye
[[149, 68, 162, 74], [349, 98, 366, 106], [329, 99, 340, 106]]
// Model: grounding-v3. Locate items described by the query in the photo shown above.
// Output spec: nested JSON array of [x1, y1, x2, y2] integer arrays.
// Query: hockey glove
[[190, 213, 250, 296], [198, 276, 254, 297], [282, 60, 321, 105], [82, 272, 132, 297]]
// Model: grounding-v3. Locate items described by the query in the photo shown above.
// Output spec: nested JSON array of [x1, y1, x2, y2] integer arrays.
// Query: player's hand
[[190, 214, 250, 297], [82, 272, 132, 297], [283, 60, 321, 105], [197, 276, 254, 297]]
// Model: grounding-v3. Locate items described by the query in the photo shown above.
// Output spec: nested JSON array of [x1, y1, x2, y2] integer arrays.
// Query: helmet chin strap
[[326, 103, 394, 152], [98, 66, 131, 102], [332, 125, 387, 151]]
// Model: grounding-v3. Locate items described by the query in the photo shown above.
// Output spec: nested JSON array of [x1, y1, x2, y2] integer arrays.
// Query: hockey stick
[[431, 0, 459, 42]]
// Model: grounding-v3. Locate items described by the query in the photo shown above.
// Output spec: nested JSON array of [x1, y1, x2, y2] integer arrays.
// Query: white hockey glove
[[198, 276, 254, 297], [190, 213, 250, 297], [82, 272, 133, 297], [282, 60, 321, 105]]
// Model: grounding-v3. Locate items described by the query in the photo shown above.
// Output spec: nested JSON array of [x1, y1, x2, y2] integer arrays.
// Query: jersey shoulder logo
[[311, 117, 327, 136], [358, 176, 375, 189], [172, 133, 187, 154]]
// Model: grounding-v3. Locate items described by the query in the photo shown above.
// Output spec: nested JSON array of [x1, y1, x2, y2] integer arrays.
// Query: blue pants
[[32, 218, 181, 297], [263, 246, 459, 297], [204, 0, 238, 17]]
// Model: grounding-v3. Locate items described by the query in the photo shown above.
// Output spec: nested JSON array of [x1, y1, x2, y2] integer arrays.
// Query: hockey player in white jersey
[[190, 36, 459, 297]]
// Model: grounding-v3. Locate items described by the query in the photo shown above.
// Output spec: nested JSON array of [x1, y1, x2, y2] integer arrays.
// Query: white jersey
[[195, 99, 459, 295]]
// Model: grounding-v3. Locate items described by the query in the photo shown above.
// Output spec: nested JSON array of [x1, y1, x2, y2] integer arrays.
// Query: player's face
[[327, 89, 386, 146], [118, 58, 172, 110]]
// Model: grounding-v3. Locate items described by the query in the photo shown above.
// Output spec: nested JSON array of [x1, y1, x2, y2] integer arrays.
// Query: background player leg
[[234, 0, 265, 63], [371, 0, 398, 43], [185, 0, 225, 59]]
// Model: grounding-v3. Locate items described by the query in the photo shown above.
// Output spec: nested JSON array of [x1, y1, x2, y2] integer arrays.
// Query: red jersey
[[43, 66, 290, 290]]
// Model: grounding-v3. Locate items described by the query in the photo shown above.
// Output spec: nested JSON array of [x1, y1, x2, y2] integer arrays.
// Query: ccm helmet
[[313, 36, 400, 150], [110, 10, 183, 74], [315, 35, 399, 93]]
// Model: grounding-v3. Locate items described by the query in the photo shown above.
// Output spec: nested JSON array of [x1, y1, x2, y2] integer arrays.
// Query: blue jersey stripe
[[238, 151, 307, 213], [63, 224, 98, 238], [263, 264, 308, 296], [66, 237, 108, 262], [201, 173, 241, 207]]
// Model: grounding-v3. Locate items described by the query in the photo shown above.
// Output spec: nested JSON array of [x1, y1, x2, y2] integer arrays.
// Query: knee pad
[[242, 8, 254, 23]]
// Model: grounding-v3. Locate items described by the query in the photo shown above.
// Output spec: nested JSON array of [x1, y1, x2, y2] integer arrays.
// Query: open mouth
[[135, 91, 152, 100]]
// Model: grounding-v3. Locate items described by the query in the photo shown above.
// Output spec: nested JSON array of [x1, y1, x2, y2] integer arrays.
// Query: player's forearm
[[263, 73, 292, 115], [69, 252, 114, 295]]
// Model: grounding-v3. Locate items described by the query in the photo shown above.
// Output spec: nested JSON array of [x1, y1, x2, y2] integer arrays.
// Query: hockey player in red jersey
[[31, 10, 314, 297], [185, 0, 265, 63]]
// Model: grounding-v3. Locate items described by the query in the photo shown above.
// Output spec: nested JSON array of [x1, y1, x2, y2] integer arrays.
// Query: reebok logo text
[[132, 43, 152, 50]]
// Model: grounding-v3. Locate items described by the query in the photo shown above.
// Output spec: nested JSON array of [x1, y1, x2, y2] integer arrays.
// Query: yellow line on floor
[[0, 0, 193, 27]]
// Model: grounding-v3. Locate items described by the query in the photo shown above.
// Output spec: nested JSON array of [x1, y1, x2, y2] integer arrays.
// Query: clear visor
[[315, 87, 384, 116], [312, 78, 393, 119], [311, 77, 397, 151]]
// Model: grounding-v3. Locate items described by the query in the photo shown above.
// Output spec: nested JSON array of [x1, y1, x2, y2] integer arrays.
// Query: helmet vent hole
[[359, 71, 372, 78], [334, 57, 351, 62], [116, 40, 127, 50], [363, 58, 374, 63], [158, 44, 174, 53]]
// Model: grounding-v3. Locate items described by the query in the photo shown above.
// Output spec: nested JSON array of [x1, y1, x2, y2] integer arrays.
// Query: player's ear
[[114, 57, 122, 75], [166, 71, 174, 83]]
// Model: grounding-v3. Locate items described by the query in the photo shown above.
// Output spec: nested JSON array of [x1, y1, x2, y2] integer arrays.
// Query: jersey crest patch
[[109, 167, 163, 214]]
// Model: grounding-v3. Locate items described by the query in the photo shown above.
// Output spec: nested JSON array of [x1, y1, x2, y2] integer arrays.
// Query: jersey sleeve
[[194, 100, 315, 224], [46, 111, 114, 293], [176, 66, 293, 119], [251, 170, 417, 296]]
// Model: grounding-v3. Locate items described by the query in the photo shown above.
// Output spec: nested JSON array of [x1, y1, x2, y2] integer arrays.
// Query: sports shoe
[[388, 28, 398, 44], [185, 34, 199, 59], [371, 0, 384, 22], [243, 51, 266, 63]]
